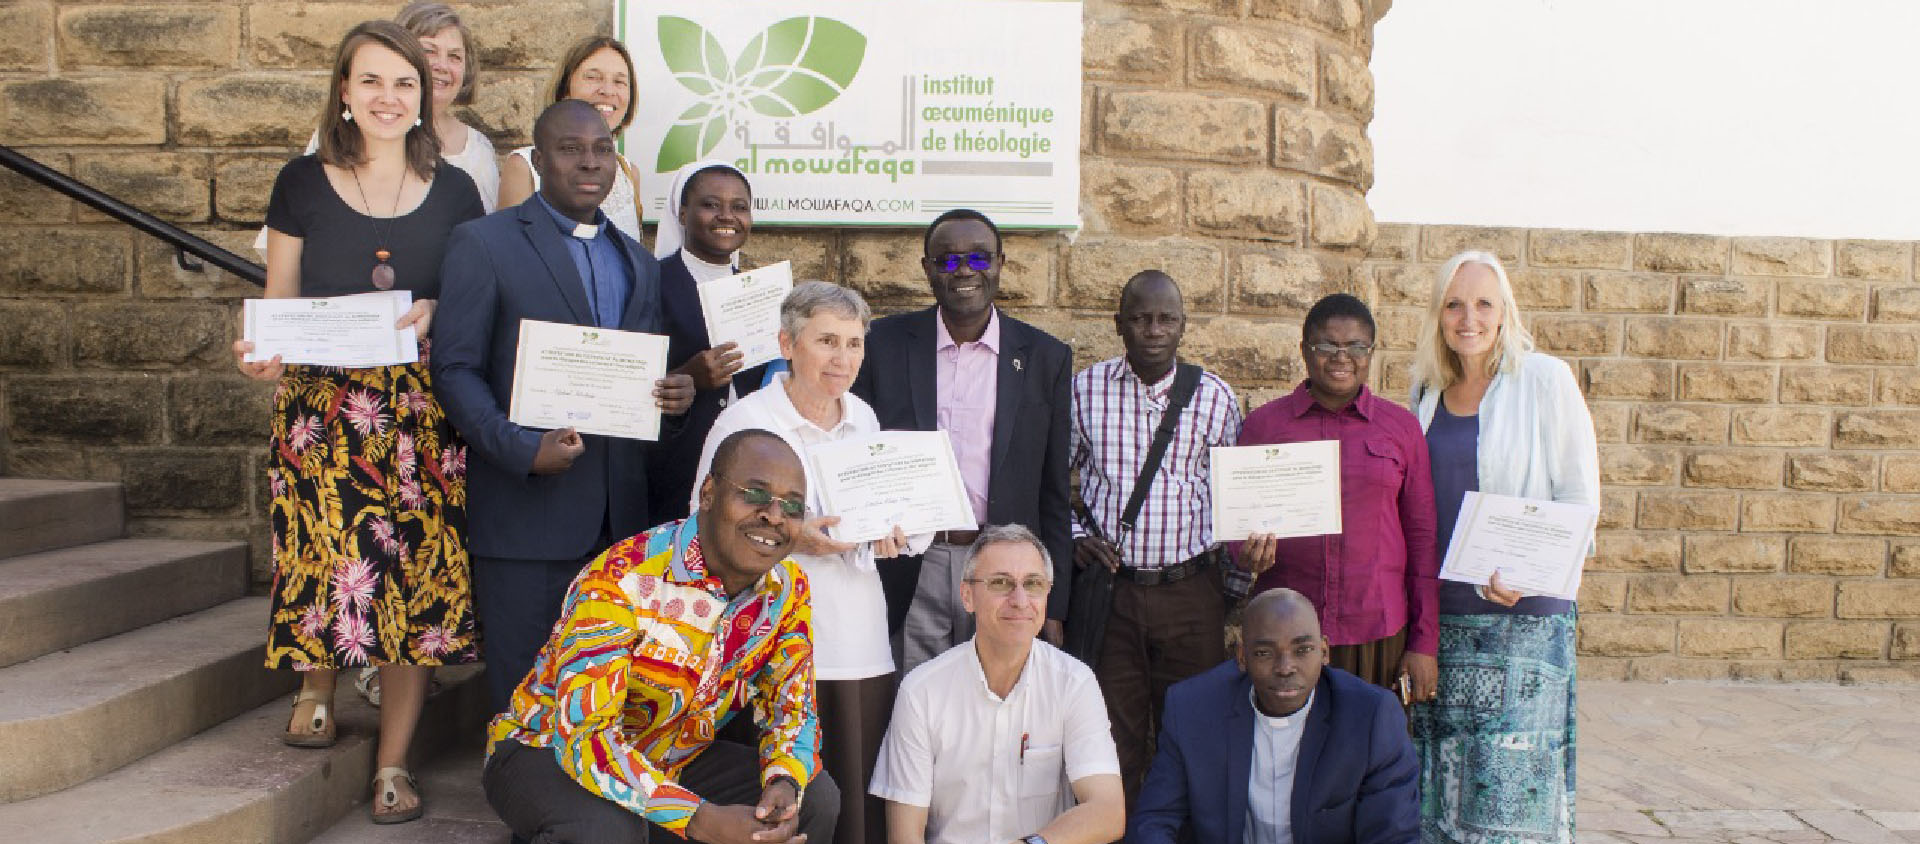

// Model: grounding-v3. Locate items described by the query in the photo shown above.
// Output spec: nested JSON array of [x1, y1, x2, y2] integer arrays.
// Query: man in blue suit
[[1130, 589, 1419, 844], [433, 99, 694, 712]]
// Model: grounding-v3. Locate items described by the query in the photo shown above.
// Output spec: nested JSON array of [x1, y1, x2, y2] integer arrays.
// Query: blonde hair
[[1410, 250, 1536, 398]]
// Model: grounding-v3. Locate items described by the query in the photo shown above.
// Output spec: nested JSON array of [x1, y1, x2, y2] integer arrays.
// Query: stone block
[[1019, 310, 1122, 373], [1894, 543, 1920, 578], [1318, 46, 1373, 117], [1584, 272, 1672, 313], [0, 3, 52, 70], [1676, 620, 1781, 658], [133, 227, 262, 299], [1588, 402, 1629, 443], [1879, 370, 1920, 406], [73, 153, 211, 224], [1730, 407, 1828, 447], [1632, 404, 1727, 444], [1828, 326, 1918, 365], [1627, 657, 1733, 682], [1107, 0, 1240, 14], [1729, 661, 1841, 682], [58, 5, 235, 68], [177, 74, 330, 146], [1185, 169, 1303, 241], [246, 2, 395, 68], [1308, 185, 1371, 250], [1835, 410, 1920, 448], [1530, 315, 1616, 356], [1081, 159, 1178, 233], [1776, 278, 1866, 320], [1190, 25, 1313, 99], [73, 302, 231, 370], [1599, 445, 1675, 486], [1678, 276, 1770, 316], [1634, 233, 1729, 273], [1840, 665, 1920, 683], [1786, 621, 1888, 658], [740, 231, 836, 287], [1727, 323, 1820, 360], [1420, 225, 1522, 263], [1732, 578, 1833, 618], [1529, 229, 1631, 269], [1084, 18, 1177, 81], [1367, 225, 1416, 262], [169, 377, 275, 447], [1731, 236, 1832, 277], [1373, 306, 1423, 351], [1102, 90, 1266, 163], [1636, 491, 1737, 531], [1371, 264, 1427, 306], [1886, 457, 1920, 494], [1837, 497, 1920, 536], [1740, 493, 1835, 533], [0, 301, 68, 368], [1579, 574, 1626, 613], [119, 450, 248, 515], [1625, 318, 1722, 359], [1779, 366, 1872, 405], [0, 151, 77, 224], [1599, 489, 1636, 530], [8, 375, 164, 444], [1678, 364, 1773, 403], [455, 71, 543, 149], [1836, 239, 1911, 280], [1872, 286, 1920, 323], [1786, 454, 1876, 493], [840, 230, 925, 305], [462, 0, 604, 69], [1181, 316, 1301, 384], [1577, 616, 1672, 657], [0, 227, 130, 295], [1370, 350, 1411, 400], [997, 235, 1057, 308], [1229, 250, 1354, 315], [1249, 0, 1367, 37], [1065, 236, 1223, 310], [1591, 533, 1681, 573], [6, 447, 91, 480], [1894, 624, 1920, 659], [1584, 360, 1671, 401], [1682, 534, 1783, 573], [1682, 450, 1781, 490], [1629, 575, 1728, 615], [1789, 536, 1887, 576], [0, 77, 167, 144], [1509, 268, 1580, 311], [213, 155, 285, 224], [1271, 105, 1370, 188]]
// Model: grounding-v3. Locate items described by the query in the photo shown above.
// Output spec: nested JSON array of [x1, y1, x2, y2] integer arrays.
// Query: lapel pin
[[1012, 358, 1023, 371]]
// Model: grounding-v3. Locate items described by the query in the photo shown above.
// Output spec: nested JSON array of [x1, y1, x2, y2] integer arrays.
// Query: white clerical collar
[[1251, 686, 1314, 728], [570, 221, 600, 239]]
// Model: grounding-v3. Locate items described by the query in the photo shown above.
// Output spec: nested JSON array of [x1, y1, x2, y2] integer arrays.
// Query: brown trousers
[[817, 674, 897, 844], [1094, 564, 1228, 802], [1328, 626, 1408, 691]]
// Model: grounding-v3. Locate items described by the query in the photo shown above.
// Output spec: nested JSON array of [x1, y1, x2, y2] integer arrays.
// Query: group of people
[[228, 6, 1600, 844]]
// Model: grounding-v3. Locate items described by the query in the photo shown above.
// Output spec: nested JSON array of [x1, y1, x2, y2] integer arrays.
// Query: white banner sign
[[620, 0, 1082, 229]]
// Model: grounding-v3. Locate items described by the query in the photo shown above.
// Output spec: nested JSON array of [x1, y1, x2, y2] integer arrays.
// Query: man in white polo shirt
[[870, 524, 1125, 844]]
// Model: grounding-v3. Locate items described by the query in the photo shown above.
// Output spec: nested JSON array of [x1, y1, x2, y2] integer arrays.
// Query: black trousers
[[484, 739, 840, 844], [472, 551, 602, 713]]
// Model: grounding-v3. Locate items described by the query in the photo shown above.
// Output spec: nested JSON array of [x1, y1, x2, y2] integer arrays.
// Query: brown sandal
[[281, 688, 336, 748], [371, 766, 424, 824]]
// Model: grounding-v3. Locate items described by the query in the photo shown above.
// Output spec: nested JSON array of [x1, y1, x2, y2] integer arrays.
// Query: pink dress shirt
[[935, 308, 1000, 523], [1234, 382, 1440, 655]]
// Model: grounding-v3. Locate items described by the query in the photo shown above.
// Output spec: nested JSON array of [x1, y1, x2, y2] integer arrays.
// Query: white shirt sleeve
[[869, 678, 935, 807], [1061, 663, 1122, 784]]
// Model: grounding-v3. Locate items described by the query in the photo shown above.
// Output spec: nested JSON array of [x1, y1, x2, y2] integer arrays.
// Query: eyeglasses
[[930, 251, 996, 273], [964, 574, 1052, 598], [1306, 341, 1374, 359], [718, 477, 806, 519]]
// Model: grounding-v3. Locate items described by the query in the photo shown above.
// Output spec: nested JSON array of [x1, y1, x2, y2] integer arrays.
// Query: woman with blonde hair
[[1408, 250, 1599, 843], [496, 35, 643, 242]]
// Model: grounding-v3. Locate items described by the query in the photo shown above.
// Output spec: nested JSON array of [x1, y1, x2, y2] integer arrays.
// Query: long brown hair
[[550, 36, 637, 133], [316, 20, 441, 181]]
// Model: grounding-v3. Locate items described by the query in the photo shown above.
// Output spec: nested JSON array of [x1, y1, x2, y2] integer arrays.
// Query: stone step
[[0, 663, 489, 844], [0, 479, 124, 559], [308, 740, 508, 844], [0, 538, 248, 668], [0, 598, 294, 803]]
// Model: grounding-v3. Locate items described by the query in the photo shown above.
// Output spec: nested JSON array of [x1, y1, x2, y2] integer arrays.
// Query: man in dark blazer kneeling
[[1130, 588, 1420, 844]]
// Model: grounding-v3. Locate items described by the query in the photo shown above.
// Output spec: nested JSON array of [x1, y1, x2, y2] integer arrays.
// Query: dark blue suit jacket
[[1130, 662, 1420, 844], [431, 198, 665, 560], [645, 252, 770, 523]]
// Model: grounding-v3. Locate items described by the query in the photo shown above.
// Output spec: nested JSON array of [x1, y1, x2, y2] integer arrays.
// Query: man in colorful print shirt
[[482, 429, 838, 844]]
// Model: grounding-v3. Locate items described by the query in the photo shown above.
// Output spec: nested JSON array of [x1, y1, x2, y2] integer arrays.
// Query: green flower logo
[[656, 15, 868, 173]]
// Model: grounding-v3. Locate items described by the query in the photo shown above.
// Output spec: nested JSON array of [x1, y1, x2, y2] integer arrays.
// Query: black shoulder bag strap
[[1118, 362, 1203, 536]]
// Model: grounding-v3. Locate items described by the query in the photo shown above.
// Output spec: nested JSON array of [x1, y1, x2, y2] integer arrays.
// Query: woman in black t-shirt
[[230, 20, 483, 825]]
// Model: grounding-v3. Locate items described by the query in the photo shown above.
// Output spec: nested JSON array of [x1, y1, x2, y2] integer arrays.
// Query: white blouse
[[508, 146, 641, 245]]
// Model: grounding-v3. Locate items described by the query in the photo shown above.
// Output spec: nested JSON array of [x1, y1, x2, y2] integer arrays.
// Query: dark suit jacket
[[850, 306, 1074, 619], [646, 252, 770, 523], [1130, 662, 1420, 844], [431, 199, 665, 560]]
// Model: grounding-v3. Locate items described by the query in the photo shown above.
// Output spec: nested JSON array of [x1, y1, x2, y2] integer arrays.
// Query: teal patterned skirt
[[1409, 612, 1576, 844]]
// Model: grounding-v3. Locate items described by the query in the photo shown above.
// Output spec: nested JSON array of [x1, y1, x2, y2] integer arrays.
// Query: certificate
[[1438, 492, 1598, 601], [243, 290, 417, 367], [698, 261, 793, 370], [1209, 441, 1342, 541], [808, 430, 977, 544], [508, 320, 669, 441]]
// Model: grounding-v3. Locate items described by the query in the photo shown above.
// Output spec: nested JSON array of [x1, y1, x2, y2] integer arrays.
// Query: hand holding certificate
[[1209, 441, 1342, 541], [508, 319, 670, 441], [243, 290, 418, 367], [808, 430, 977, 544], [1438, 492, 1598, 601], [698, 261, 793, 370]]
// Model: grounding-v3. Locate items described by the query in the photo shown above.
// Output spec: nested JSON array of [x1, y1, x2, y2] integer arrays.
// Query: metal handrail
[[0, 144, 266, 286]]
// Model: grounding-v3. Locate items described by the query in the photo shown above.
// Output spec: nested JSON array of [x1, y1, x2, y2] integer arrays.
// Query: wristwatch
[[767, 774, 804, 810]]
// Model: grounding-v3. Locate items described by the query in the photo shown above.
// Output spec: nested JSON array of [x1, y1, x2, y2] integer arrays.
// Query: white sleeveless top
[[508, 146, 641, 246]]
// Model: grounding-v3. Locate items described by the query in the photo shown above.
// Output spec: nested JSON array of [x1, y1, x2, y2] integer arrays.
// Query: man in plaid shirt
[[1068, 270, 1244, 802]]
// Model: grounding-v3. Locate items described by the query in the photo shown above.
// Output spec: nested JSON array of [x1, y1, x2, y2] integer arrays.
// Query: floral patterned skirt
[[264, 351, 479, 669]]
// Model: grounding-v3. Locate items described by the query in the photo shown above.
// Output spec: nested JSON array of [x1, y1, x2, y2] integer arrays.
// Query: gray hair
[[779, 280, 872, 339], [960, 523, 1054, 582]]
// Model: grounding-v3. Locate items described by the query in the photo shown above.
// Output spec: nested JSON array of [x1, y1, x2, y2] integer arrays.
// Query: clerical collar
[[534, 192, 607, 241]]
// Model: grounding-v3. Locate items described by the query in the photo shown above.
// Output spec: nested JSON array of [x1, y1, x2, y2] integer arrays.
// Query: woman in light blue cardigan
[[1408, 250, 1600, 844]]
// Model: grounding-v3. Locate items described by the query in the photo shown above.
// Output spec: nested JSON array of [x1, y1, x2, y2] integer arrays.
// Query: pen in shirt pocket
[[1020, 732, 1029, 764]]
